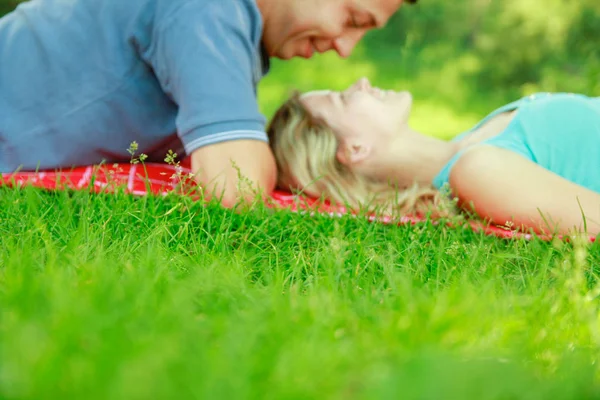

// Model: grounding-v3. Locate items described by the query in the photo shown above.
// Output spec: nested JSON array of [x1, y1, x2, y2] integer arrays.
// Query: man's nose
[[333, 31, 366, 58]]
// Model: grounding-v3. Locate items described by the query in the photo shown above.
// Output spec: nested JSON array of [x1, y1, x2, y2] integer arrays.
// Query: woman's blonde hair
[[266, 92, 450, 216]]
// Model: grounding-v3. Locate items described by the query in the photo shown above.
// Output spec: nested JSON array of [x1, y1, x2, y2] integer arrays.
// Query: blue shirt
[[433, 93, 600, 194], [0, 0, 270, 172]]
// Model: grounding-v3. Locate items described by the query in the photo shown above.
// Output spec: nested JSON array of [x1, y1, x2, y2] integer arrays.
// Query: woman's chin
[[391, 94, 412, 119], [397, 91, 413, 104]]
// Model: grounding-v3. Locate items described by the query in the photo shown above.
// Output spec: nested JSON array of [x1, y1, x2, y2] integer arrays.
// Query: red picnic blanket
[[1, 162, 595, 243]]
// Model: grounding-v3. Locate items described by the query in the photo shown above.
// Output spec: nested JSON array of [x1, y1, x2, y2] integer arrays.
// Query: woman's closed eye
[[340, 91, 356, 105]]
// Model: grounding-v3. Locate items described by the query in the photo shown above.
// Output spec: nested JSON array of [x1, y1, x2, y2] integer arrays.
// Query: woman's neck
[[380, 128, 460, 187], [379, 110, 518, 187]]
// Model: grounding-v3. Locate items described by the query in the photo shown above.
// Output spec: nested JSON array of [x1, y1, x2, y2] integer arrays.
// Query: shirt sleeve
[[144, 0, 268, 155]]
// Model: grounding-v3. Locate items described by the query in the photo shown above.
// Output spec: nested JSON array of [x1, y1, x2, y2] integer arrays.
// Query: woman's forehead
[[300, 91, 341, 118]]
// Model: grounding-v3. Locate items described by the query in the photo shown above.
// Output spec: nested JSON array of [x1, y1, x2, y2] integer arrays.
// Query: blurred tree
[[364, 0, 599, 95]]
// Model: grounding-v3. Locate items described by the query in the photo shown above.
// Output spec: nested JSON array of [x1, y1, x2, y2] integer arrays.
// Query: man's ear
[[336, 140, 372, 165]]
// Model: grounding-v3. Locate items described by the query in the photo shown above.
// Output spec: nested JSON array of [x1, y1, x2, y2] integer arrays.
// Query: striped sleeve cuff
[[184, 129, 268, 154], [180, 120, 269, 155]]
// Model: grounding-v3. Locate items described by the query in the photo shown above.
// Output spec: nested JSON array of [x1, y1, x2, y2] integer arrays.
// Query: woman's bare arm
[[449, 145, 600, 235]]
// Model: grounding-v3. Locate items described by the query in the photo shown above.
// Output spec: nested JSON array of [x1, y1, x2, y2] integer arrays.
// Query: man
[[0, 0, 415, 205]]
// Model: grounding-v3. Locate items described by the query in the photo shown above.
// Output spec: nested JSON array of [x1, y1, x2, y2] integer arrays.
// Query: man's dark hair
[[406, 0, 418, 3]]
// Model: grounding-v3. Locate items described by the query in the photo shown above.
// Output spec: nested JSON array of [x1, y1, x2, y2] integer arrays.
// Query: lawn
[[1, 183, 600, 399]]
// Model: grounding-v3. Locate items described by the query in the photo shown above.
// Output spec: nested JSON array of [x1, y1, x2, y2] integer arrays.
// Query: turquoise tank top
[[433, 93, 600, 194]]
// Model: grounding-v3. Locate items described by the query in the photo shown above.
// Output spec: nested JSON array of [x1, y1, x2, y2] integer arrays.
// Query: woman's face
[[300, 77, 413, 160]]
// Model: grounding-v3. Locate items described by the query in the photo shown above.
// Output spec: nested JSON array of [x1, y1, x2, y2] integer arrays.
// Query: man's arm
[[450, 145, 600, 235], [190, 140, 276, 207], [144, 1, 273, 206]]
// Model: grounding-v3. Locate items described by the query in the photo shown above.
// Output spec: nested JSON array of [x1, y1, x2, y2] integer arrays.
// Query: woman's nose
[[357, 77, 371, 89], [348, 77, 371, 93], [344, 77, 371, 97]]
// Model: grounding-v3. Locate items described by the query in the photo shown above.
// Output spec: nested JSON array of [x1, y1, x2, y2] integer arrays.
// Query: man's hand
[[190, 140, 277, 207]]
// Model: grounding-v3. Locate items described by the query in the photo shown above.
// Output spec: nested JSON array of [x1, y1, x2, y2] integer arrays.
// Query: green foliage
[[364, 0, 600, 94]]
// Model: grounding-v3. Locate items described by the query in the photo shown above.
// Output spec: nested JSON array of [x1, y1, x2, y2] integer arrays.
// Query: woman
[[266, 78, 600, 235]]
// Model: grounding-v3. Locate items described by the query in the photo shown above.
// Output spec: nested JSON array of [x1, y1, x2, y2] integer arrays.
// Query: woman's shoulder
[[515, 92, 598, 116], [450, 93, 555, 142], [486, 92, 597, 119], [434, 145, 505, 185], [514, 92, 600, 139], [433, 92, 598, 191]]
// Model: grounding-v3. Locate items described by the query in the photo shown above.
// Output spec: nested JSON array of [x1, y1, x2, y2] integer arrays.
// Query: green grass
[[2, 185, 600, 399]]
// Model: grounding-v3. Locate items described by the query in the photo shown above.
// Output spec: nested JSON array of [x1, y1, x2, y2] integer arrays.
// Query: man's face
[[261, 0, 405, 60]]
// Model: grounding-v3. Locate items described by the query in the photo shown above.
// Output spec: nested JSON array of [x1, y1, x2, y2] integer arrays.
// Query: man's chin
[[289, 52, 316, 60], [274, 51, 301, 60], [274, 47, 314, 60]]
